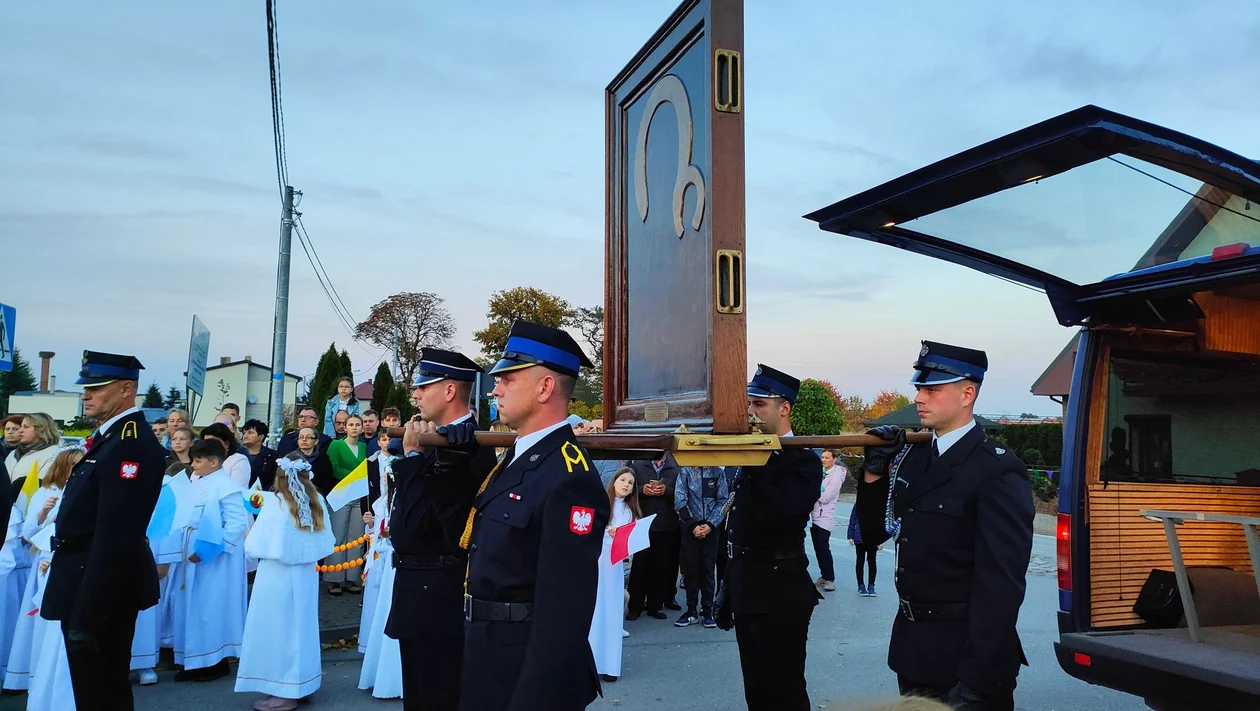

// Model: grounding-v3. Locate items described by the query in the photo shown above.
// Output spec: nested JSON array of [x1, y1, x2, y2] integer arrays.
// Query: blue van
[[806, 105, 1260, 709]]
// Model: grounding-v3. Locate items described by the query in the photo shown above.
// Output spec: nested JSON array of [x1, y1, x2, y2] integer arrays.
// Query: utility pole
[[266, 185, 297, 448], [392, 326, 401, 381]]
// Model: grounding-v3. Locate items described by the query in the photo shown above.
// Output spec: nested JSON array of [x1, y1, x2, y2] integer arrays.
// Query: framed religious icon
[[604, 0, 747, 434]]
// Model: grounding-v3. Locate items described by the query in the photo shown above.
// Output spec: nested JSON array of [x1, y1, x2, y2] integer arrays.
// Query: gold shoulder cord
[[461, 451, 509, 594]]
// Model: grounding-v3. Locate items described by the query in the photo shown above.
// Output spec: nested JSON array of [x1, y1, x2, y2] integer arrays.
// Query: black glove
[[862, 425, 905, 476], [714, 580, 734, 631], [437, 421, 478, 448], [946, 681, 987, 711]]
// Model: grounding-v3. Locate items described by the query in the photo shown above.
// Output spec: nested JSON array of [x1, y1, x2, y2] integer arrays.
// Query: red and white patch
[[569, 506, 594, 535], [120, 461, 139, 480]]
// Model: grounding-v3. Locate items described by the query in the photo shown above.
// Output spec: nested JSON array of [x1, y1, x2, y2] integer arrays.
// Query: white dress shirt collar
[[510, 420, 570, 466], [932, 418, 976, 456]]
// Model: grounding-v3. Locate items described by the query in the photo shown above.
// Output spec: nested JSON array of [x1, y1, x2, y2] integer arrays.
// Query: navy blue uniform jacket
[[887, 425, 1034, 696], [42, 410, 164, 632], [454, 426, 609, 711]]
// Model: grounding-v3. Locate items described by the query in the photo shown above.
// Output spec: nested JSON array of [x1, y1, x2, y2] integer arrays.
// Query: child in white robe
[[158, 469, 191, 655], [235, 453, 334, 711], [173, 438, 248, 682], [589, 467, 641, 681], [0, 495, 30, 678], [358, 449, 400, 698], [6, 446, 77, 691]]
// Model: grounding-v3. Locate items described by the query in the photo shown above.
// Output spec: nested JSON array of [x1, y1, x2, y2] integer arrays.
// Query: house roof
[[862, 403, 1002, 430], [1031, 337, 1078, 398], [206, 359, 303, 381], [11, 390, 82, 397], [354, 380, 373, 401]]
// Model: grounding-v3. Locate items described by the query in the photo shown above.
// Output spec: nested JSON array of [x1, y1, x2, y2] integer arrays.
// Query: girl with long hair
[[589, 467, 642, 682], [324, 414, 366, 595], [235, 453, 334, 711]]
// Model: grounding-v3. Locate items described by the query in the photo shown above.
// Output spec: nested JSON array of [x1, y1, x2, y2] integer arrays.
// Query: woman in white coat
[[235, 453, 334, 711], [589, 467, 642, 682]]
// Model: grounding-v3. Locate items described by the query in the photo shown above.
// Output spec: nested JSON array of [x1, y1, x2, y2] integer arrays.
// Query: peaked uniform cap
[[412, 347, 483, 387], [910, 340, 987, 385], [746, 363, 801, 405], [488, 320, 593, 378], [76, 350, 145, 387]]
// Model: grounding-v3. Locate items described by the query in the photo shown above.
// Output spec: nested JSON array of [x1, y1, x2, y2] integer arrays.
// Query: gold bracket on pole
[[672, 433, 780, 467]]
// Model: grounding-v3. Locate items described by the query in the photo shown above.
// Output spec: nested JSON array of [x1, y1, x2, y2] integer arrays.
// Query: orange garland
[[315, 532, 371, 573]]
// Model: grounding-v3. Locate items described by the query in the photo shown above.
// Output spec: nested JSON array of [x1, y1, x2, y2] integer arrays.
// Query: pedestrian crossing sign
[[0, 303, 14, 373]]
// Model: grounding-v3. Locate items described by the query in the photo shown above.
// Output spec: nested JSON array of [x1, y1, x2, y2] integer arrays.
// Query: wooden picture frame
[[603, 0, 747, 434]]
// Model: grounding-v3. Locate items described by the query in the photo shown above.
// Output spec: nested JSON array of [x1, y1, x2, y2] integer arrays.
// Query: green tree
[[472, 287, 574, 360], [370, 362, 395, 413], [0, 350, 37, 417], [386, 382, 416, 422], [307, 343, 342, 416], [142, 382, 164, 408], [569, 304, 604, 407], [339, 350, 353, 379], [790, 379, 845, 436], [838, 395, 867, 432], [163, 385, 183, 409]]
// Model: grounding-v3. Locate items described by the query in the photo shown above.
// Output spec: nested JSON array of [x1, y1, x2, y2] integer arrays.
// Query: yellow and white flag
[[326, 458, 368, 512], [18, 460, 41, 514]]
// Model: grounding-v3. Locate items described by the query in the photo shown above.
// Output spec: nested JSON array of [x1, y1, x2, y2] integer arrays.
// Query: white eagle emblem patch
[[569, 506, 594, 535]]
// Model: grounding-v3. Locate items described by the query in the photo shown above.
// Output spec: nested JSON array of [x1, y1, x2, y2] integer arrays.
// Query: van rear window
[[1101, 352, 1260, 486]]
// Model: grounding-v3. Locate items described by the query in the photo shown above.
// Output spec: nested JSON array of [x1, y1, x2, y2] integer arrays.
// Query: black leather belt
[[464, 594, 532, 623], [727, 543, 806, 561], [393, 552, 463, 570], [898, 598, 969, 622]]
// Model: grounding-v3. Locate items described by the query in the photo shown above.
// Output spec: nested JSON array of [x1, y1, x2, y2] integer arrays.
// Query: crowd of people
[[0, 333, 1033, 711]]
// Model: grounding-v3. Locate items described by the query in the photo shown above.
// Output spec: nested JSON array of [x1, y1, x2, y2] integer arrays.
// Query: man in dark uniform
[[422, 320, 609, 711], [863, 341, 1034, 711], [715, 364, 823, 711], [42, 351, 165, 711], [387, 347, 496, 711]]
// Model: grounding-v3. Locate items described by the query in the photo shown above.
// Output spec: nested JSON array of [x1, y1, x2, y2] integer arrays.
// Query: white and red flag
[[610, 513, 656, 565]]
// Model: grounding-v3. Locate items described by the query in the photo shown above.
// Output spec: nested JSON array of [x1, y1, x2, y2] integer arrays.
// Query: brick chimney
[[38, 351, 54, 392]]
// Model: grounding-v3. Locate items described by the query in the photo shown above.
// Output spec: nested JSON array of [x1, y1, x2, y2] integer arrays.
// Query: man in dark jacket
[[626, 452, 682, 619], [42, 351, 164, 711], [716, 364, 822, 711], [434, 320, 608, 711], [388, 348, 495, 711], [863, 341, 1034, 711], [276, 407, 332, 457]]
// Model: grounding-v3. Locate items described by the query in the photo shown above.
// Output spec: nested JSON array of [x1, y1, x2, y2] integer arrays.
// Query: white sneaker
[[622, 628, 630, 638], [139, 668, 159, 685]]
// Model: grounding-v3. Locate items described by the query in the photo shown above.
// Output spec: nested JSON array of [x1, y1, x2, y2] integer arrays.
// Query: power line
[[291, 216, 385, 357], [295, 215, 360, 330], [265, 0, 289, 197]]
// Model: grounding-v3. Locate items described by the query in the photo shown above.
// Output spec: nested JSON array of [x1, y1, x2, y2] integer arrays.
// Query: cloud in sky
[[3, 0, 1259, 416]]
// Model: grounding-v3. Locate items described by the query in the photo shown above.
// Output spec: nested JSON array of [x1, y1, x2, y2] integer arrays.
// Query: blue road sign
[[186, 315, 211, 396], [0, 303, 14, 373]]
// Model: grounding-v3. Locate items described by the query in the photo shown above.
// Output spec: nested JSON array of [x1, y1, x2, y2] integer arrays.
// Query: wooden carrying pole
[[381, 428, 931, 463]]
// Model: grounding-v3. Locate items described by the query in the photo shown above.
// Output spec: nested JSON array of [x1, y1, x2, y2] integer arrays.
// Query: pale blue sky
[[3, 0, 1258, 416]]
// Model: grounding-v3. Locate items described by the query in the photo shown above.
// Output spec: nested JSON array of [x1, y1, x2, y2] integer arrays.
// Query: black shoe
[[600, 674, 618, 682], [647, 610, 668, 620], [625, 611, 641, 621], [173, 659, 230, 682], [664, 600, 682, 611]]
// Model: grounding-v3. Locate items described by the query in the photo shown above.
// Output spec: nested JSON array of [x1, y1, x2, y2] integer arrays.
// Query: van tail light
[[1074, 652, 1092, 667], [1057, 513, 1072, 591], [1211, 242, 1249, 260]]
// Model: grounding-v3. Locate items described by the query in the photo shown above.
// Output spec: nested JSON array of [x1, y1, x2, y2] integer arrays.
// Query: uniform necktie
[[930, 439, 940, 464]]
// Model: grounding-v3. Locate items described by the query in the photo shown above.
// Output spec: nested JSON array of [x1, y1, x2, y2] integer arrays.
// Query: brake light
[[1057, 513, 1072, 591], [1074, 652, 1092, 667], [1211, 242, 1249, 260]]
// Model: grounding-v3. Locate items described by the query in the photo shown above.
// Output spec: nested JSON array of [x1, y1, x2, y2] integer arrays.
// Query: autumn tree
[[569, 305, 603, 406], [353, 292, 456, 386], [472, 287, 573, 361], [789, 379, 845, 436], [865, 389, 912, 423], [370, 362, 395, 413], [838, 395, 867, 432]]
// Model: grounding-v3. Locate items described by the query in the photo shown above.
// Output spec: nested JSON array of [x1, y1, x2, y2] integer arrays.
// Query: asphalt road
[[7, 527, 1153, 711]]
